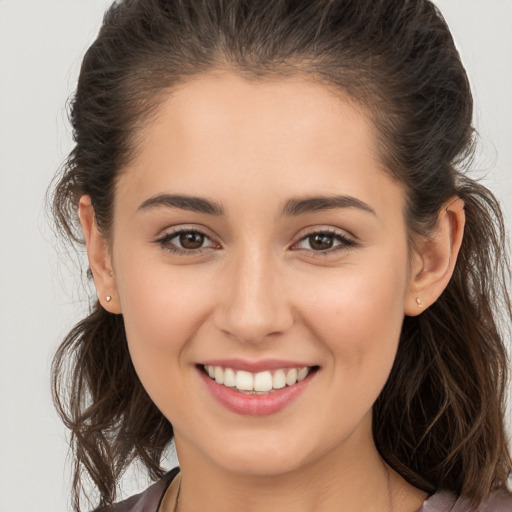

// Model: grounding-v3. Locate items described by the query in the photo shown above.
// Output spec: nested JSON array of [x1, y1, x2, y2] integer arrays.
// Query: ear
[[405, 197, 465, 316], [78, 195, 122, 314]]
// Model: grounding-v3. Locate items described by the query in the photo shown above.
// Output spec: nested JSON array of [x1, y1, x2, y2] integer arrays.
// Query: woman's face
[[109, 72, 416, 475]]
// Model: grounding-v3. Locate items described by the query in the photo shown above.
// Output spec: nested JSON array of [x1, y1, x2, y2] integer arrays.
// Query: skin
[[80, 71, 465, 512]]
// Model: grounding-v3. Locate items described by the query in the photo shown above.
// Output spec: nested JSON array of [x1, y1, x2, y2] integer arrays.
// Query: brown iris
[[308, 233, 334, 250], [179, 231, 205, 250]]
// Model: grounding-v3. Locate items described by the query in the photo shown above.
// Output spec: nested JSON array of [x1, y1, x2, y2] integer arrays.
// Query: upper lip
[[198, 358, 315, 373]]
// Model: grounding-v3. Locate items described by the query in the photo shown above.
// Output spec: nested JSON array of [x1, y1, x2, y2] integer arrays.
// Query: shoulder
[[96, 468, 179, 512], [420, 487, 512, 512]]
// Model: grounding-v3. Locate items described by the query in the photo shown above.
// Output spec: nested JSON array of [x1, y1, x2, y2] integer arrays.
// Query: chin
[[187, 424, 342, 478], [213, 448, 309, 477]]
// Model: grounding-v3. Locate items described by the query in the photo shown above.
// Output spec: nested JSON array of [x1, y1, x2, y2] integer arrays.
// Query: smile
[[203, 365, 312, 394], [198, 362, 318, 416]]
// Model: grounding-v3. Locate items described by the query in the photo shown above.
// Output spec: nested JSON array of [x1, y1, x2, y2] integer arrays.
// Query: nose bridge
[[214, 241, 292, 343]]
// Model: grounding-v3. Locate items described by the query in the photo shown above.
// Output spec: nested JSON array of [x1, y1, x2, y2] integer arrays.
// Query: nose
[[213, 246, 294, 345]]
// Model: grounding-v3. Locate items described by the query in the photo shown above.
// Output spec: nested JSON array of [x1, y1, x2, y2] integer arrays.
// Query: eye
[[293, 229, 357, 253], [176, 231, 207, 250], [156, 229, 218, 254]]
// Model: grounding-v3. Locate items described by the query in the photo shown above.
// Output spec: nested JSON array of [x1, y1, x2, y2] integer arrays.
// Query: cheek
[[299, 255, 408, 397], [116, 249, 211, 338], [113, 254, 213, 404]]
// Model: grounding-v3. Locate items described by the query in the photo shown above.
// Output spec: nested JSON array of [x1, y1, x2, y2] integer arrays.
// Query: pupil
[[310, 234, 333, 250], [179, 232, 204, 249]]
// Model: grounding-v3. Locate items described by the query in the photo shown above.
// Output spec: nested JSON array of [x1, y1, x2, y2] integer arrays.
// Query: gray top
[[109, 468, 512, 512], [418, 487, 512, 511]]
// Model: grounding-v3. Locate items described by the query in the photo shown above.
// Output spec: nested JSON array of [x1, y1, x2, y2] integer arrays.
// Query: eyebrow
[[138, 194, 225, 216], [137, 193, 375, 218], [282, 195, 376, 217]]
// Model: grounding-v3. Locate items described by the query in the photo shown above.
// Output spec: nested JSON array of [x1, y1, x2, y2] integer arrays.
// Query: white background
[[0, 1, 511, 511]]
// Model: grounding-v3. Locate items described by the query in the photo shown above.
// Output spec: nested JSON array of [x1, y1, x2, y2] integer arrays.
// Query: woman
[[51, 1, 512, 511]]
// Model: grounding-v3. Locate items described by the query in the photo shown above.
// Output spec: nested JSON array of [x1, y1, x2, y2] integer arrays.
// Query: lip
[[197, 362, 317, 416], [198, 358, 312, 373]]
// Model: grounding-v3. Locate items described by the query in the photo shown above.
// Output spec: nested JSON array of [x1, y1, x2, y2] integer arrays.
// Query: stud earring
[[106, 296, 112, 302], [416, 297, 423, 308]]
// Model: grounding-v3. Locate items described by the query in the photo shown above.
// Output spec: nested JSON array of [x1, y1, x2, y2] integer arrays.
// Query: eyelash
[[156, 229, 219, 256], [291, 229, 357, 255], [155, 228, 357, 256]]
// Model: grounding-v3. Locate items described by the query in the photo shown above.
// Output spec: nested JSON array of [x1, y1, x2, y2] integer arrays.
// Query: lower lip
[[198, 367, 315, 416]]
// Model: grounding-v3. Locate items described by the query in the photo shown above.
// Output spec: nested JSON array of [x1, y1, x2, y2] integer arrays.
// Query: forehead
[[161, 71, 358, 133], [137, 71, 373, 160], [119, 71, 404, 219]]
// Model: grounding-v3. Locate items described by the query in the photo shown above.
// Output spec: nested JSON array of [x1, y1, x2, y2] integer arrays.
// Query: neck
[[169, 429, 425, 512]]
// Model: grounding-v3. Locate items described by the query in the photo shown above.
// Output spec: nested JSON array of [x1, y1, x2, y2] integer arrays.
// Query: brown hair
[[51, 0, 511, 510]]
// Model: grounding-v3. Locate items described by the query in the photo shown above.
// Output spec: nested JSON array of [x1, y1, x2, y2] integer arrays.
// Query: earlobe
[[405, 197, 465, 316], [78, 195, 122, 314]]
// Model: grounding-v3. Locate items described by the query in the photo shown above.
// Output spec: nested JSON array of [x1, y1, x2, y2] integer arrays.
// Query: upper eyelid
[[290, 227, 358, 252], [159, 229, 214, 242], [155, 224, 217, 240], [155, 227, 220, 250], [154, 225, 357, 248], [293, 225, 356, 242]]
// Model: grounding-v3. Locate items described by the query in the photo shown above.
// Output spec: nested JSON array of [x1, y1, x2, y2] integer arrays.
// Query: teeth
[[224, 368, 236, 387], [235, 370, 254, 391], [272, 369, 286, 389], [285, 368, 298, 386], [254, 371, 273, 392], [204, 365, 312, 393], [297, 367, 309, 381], [214, 366, 224, 385]]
